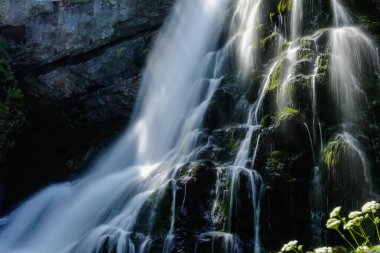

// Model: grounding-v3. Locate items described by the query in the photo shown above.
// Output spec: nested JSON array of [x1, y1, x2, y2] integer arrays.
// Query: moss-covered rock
[[277, 0, 292, 14], [268, 57, 286, 91], [322, 134, 371, 211], [0, 39, 26, 165]]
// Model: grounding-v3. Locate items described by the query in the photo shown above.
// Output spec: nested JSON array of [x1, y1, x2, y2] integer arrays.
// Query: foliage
[[269, 58, 285, 90], [0, 38, 24, 109], [261, 113, 272, 128], [277, 0, 292, 14], [279, 201, 380, 252], [260, 32, 277, 50], [324, 135, 348, 168], [326, 201, 380, 251]]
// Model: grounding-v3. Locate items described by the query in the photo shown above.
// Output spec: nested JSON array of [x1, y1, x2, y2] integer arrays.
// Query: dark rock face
[[0, 0, 173, 214]]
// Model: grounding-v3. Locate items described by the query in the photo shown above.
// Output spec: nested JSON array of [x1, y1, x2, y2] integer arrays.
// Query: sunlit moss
[[260, 32, 277, 50], [323, 135, 348, 168], [277, 0, 292, 14], [268, 58, 285, 90]]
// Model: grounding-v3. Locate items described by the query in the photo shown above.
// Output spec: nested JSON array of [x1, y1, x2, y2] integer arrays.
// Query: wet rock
[[203, 87, 237, 130], [0, 0, 174, 214], [322, 134, 370, 211]]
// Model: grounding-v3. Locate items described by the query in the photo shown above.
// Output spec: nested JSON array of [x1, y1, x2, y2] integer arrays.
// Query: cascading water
[[1, 0, 380, 252], [327, 0, 380, 209], [0, 0, 230, 252]]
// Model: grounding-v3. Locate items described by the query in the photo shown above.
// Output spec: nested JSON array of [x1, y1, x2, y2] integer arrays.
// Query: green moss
[[260, 32, 277, 50], [271, 150, 287, 159], [323, 135, 348, 168], [268, 58, 285, 90], [0, 38, 23, 107], [7, 88, 24, 101], [275, 107, 299, 125], [261, 113, 272, 128], [280, 106, 299, 116], [0, 103, 8, 116], [269, 150, 288, 171], [225, 128, 243, 155], [256, 23, 265, 31], [317, 54, 329, 80], [270, 12, 276, 22], [277, 0, 292, 14]]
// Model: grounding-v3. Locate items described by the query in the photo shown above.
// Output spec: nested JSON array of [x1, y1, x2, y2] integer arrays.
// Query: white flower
[[349, 211, 362, 219], [356, 245, 370, 252], [281, 240, 299, 252], [351, 216, 364, 225], [362, 201, 380, 214], [326, 218, 341, 229], [330, 206, 342, 218], [314, 246, 333, 253], [343, 220, 354, 230]]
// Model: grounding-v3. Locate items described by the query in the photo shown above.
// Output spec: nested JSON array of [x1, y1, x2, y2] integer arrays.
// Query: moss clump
[[278, 107, 299, 118], [269, 12, 276, 22], [227, 129, 243, 155], [261, 113, 272, 128], [269, 150, 288, 171], [0, 38, 24, 108], [317, 54, 329, 77], [277, 0, 292, 14], [260, 32, 277, 50], [323, 135, 348, 168], [7, 88, 24, 102], [268, 58, 285, 90]]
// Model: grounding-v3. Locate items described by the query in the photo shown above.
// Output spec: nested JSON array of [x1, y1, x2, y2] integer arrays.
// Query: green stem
[[349, 230, 360, 247], [351, 228, 365, 238], [371, 213, 380, 243], [336, 228, 356, 250], [358, 225, 372, 247]]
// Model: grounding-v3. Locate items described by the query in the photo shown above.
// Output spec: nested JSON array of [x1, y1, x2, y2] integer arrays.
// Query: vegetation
[[0, 38, 24, 111], [260, 32, 277, 50], [324, 135, 348, 168], [269, 58, 285, 90], [280, 201, 380, 252], [277, 0, 292, 14]]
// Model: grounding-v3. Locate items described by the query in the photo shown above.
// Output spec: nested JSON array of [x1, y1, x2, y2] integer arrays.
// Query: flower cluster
[[326, 218, 341, 229], [314, 246, 333, 253], [356, 245, 370, 252], [349, 211, 362, 219], [343, 216, 364, 230], [330, 206, 341, 218], [362, 201, 380, 214], [280, 240, 303, 252], [279, 201, 380, 253]]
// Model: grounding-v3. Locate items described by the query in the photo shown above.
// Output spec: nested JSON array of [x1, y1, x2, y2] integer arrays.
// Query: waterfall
[[0, 0, 230, 252], [1, 0, 380, 251], [327, 0, 380, 209]]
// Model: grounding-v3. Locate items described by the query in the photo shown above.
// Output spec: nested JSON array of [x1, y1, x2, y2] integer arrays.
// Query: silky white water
[[0, 0, 229, 252], [2, 0, 380, 251], [328, 0, 379, 207], [0, 0, 270, 252]]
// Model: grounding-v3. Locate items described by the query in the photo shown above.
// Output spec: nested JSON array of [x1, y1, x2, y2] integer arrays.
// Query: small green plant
[[279, 201, 380, 252], [7, 88, 24, 101], [326, 201, 380, 250]]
